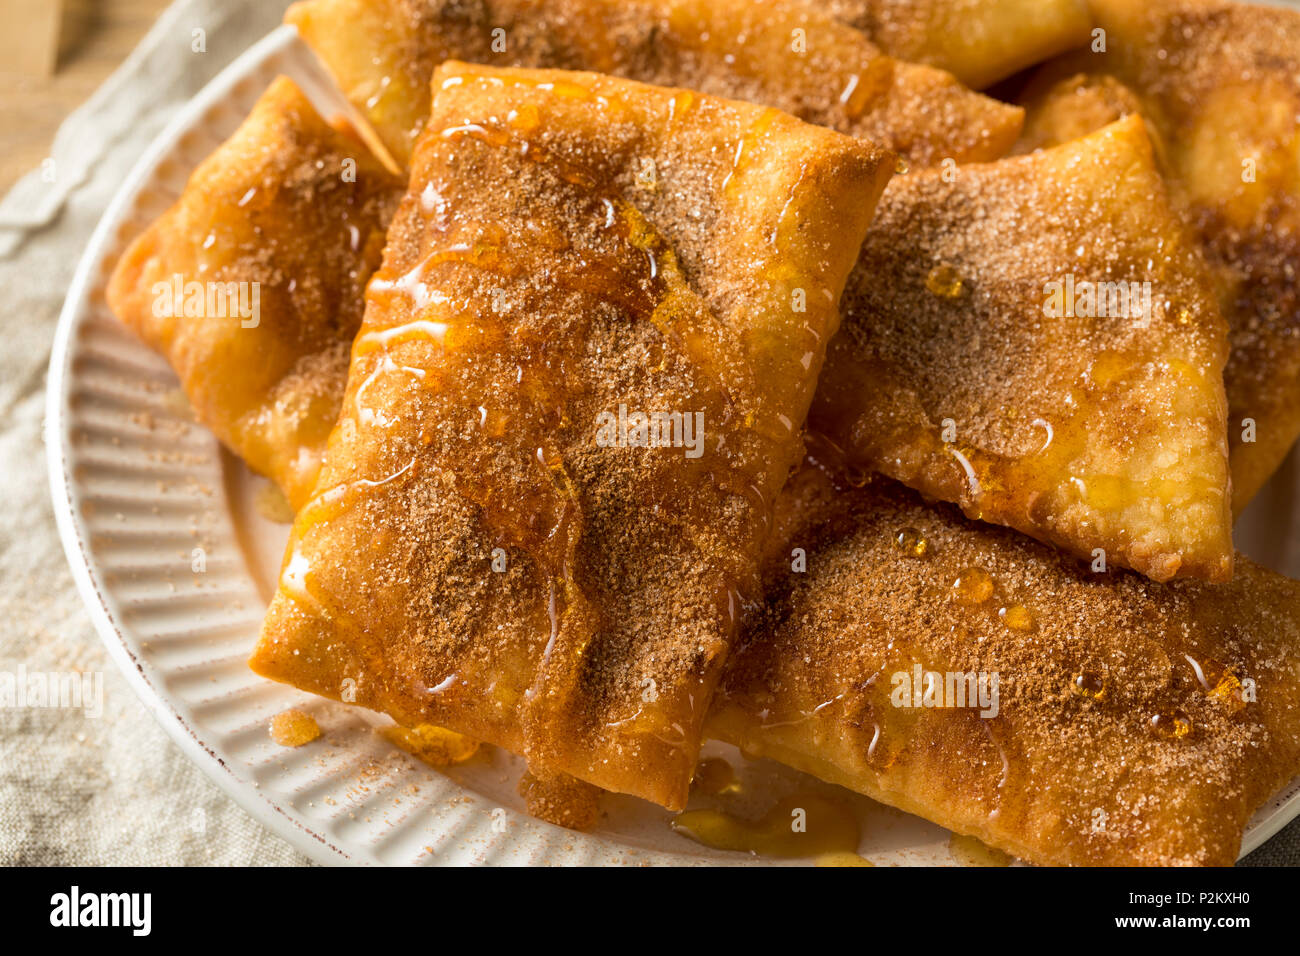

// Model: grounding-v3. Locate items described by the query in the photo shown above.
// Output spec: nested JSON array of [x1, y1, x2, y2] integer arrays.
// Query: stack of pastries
[[107, 0, 1300, 866]]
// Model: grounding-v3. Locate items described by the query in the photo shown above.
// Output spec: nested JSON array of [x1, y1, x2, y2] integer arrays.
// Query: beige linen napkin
[[0, 0, 309, 866], [0, 0, 1295, 866]]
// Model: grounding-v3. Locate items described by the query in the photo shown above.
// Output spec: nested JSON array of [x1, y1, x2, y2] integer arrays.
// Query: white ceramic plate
[[47, 23, 1300, 867]]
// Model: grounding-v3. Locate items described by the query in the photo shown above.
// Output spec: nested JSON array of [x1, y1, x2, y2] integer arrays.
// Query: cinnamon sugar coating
[[1019, 0, 1300, 512], [822, 0, 1093, 89], [709, 458, 1300, 866], [107, 77, 403, 507], [811, 115, 1233, 582], [286, 0, 1023, 168], [250, 63, 893, 809]]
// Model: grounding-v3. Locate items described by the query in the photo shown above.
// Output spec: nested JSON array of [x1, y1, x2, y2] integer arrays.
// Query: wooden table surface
[[0, 0, 172, 197]]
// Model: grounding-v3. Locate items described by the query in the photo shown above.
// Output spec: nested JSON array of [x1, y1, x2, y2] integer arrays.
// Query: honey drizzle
[[346, 87, 792, 776], [279, 458, 420, 623], [817, 349, 1223, 558], [270, 709, 320, 747], [672, 793, 862, 860], [381, 723, 479, 767]]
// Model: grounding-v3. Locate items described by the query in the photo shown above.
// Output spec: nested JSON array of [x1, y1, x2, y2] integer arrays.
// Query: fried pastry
[[1013, 71, 1145, 156], [1019, 0, 1300, 512], [106, 77, 404, 507], [810, 115, 1233, 583], [707, 458, 1300, 866], [285, 0, 1023, 169], [249, 63, 895, 808], [822, 0, 1093, 89]]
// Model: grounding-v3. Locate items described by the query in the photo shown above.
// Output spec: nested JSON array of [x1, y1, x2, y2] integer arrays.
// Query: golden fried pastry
[[823, 0, 1093, 89], [1013, 71, 1145, 155], [1020, 0, 1300, 512], [810, 115, 1233, 583], [286, 0, 1023, 169], [707, 457, 1300, 866], [106, 77, 403, 507], [249, 63, 895, 808]]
